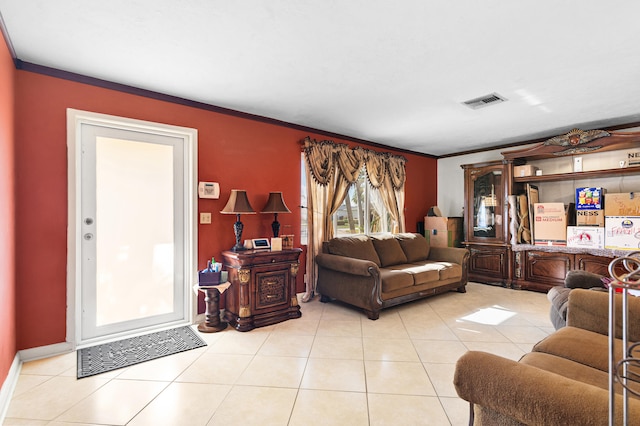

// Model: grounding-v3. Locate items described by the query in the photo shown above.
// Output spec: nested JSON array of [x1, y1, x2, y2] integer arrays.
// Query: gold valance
[[302, 137, 406, 190], [302, 138, 335, 185]]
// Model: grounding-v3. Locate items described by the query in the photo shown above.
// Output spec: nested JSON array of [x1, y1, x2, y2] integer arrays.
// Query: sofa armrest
[[454, 350, 638, 425], [427, 246, 469, 265], [315, 253, 379, 277], [567, 288, 640, 340]]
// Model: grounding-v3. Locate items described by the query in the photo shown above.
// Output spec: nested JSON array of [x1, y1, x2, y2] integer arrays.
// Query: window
[[333, 167, 392, 236], [300, 157, 394, 241]]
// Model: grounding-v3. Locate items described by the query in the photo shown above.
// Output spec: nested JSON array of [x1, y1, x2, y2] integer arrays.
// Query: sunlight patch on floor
[[460, 305, 516, 325]]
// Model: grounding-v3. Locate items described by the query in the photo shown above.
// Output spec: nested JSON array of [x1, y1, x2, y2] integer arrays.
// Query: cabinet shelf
[[513, 165, 640, 183]]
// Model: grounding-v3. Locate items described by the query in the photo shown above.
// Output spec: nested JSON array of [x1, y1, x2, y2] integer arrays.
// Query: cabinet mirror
[[473, 169, 502, 238]]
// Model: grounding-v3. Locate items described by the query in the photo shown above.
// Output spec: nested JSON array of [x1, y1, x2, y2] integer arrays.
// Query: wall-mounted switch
[[200, 212, 211, 224]]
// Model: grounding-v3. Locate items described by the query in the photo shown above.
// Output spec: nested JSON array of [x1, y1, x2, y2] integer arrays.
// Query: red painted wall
[[0, 37, 16, 383], [13, 70, 437, 350]]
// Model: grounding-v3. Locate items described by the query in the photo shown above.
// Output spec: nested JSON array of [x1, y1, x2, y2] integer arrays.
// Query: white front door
[[67, 109, 197, 346]]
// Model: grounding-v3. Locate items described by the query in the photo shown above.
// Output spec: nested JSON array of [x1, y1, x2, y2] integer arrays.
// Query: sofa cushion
[[533, 326, 618, 373], [521, 352, 640, 398], [371, 235, 408, 267], [395, 233, 430, 262], [410, 260, 461, 281], [387, 263, 440, 285], [379, 267, 416, 292], [327, 235, 381, 266]]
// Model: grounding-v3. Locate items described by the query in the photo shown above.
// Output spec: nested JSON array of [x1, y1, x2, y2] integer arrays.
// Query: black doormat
[[77, 325, 207, 379]]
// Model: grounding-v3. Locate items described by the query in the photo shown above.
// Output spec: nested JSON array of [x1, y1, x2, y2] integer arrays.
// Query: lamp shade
[[220, 190, 256, 214], [261, 192, 291, 214]]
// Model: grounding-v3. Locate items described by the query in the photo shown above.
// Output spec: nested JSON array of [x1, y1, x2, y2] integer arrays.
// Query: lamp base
[[272, 218, 281, 238], [232, 216, 246, 252]]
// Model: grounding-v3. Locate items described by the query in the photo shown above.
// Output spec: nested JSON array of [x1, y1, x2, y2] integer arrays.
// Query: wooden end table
[[193, 282, 230, 333]]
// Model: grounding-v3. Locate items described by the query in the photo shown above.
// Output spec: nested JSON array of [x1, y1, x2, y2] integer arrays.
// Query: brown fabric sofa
[[315, 233, 469, 319], [454, 289, 640, 425]]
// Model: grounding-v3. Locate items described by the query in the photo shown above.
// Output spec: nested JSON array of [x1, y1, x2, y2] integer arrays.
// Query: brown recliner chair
[[454, 288, 640, 425], [547, 269, 607, 330]]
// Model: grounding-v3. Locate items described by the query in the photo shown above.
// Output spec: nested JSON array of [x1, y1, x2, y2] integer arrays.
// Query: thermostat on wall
[[198, 182, 220, 199]]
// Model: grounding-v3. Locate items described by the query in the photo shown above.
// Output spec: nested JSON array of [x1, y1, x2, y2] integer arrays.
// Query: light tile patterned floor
[[3, 282, 553, 425]]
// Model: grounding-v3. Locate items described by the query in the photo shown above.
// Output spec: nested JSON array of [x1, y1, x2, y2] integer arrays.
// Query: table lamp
[[261, 192, 291, 237], [220, 189, 256, 251]]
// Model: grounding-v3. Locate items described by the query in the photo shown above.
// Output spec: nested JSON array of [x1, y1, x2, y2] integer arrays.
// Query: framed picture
[[252, 238, 271, 250]]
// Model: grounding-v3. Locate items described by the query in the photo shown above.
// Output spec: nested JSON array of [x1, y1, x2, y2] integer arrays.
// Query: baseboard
[[18, 341, 74, 362], [0, 353, 21, 424]]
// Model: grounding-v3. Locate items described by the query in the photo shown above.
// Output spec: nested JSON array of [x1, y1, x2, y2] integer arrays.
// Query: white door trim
[[66, 109, 198, 348]]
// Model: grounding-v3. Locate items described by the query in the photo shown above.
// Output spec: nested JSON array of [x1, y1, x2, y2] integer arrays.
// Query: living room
[[2, 3, 640, 425]]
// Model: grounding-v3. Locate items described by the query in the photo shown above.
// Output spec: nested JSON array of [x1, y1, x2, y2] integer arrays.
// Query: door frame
[[67, 108, 198, 348]]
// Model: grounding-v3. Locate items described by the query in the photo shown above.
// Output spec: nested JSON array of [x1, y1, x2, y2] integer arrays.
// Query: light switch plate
[[200, 212, 211, 224]]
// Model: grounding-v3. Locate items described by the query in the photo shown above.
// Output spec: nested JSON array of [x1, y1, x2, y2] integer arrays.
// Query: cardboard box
[[605, 216, 640, 250], [576, 210, 605, 227], [566, 226, 605, 249], [575, 187, 604, 210], [514, 165, 538, 177], [533, 203, 567, 245], [424, 216, 463, 247], [604, 193, 640, 216]]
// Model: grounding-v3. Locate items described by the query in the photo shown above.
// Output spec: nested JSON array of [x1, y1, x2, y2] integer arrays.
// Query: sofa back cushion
[[371, 235, 408, 267], [327, 235, 381, 266], [396, 233, 430, 262]]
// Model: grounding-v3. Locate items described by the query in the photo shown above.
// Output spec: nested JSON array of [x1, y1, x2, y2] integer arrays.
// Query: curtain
[[387, 154, 407, 232], [364, 150, 406, 233], [302, 138, 363, 301], [302, 137, 406, 301]]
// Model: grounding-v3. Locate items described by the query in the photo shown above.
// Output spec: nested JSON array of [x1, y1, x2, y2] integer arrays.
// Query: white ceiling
[[2, 1, 640, 156]]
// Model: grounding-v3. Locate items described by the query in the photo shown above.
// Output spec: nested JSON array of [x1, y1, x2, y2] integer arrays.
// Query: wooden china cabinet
[[461, 160, 513, 286], [463, 127, 640, 292]]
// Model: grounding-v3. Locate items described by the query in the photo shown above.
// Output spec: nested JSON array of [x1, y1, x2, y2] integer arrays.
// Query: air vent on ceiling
[[462, 93, 507, 110]]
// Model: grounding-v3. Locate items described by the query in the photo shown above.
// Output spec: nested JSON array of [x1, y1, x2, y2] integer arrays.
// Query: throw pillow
[[327, 235, 382, 266], [396, 233, 430, 262], [564, 270, 605, 289], [371, 235, 408, 267]]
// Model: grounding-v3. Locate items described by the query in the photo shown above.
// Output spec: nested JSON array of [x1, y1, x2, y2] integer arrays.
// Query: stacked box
[[533, 203, 567, 246], [514, 165, 538, 177], [566, 226, 605, 249], [604, 193, 640, 216], [605, 217, 640, 250], [576, 187, 604, 210], [575, 187, 605, 226], [424, 216, 463, 248], [603, 192, 640, 250]]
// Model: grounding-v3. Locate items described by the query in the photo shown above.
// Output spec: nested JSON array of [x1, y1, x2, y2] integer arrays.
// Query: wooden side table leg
[[198, 288, 228, 333]]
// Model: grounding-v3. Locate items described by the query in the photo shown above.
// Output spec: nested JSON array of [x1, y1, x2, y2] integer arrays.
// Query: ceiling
[[2, 1, 640, 157]]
